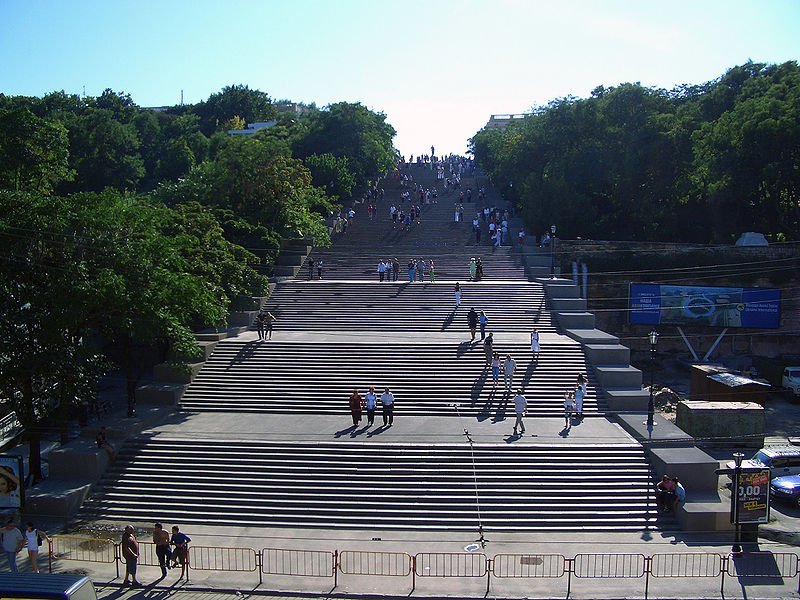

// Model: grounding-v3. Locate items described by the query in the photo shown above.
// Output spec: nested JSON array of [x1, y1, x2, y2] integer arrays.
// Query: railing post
[[720, 555, 727, 595], [333, 549, 338, 589], [486, 557, 492, 596], [256, 550, 263, 586], [47, 538, 53, 574], [411, 554, 416, 593], [114, 541, 120, 579], [644, 555, 651, 599], [566, 557, 573, 598]]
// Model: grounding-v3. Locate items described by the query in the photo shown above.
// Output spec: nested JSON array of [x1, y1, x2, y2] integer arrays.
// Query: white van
[[728, 446, 800, 478], [0, 573, 96, 600]]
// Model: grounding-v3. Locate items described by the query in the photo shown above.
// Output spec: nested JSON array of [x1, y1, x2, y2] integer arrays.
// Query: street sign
[[733, 468, 771, 524]]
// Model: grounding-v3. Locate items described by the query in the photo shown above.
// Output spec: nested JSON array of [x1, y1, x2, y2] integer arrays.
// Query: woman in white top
[[530, 328, 541, 359], [24, 522, 50, 573]]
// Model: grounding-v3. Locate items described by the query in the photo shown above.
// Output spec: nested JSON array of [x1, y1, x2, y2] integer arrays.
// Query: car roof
[[758, 447, 800, 458]]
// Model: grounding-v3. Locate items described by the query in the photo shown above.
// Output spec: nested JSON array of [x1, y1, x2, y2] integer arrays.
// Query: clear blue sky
[[2, 0, 799, 157]]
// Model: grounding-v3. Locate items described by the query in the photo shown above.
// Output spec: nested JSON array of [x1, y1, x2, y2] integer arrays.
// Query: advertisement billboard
[[629, 284, 781, 329], [733, 468, 771, 524], [0, 455, 23, 509]]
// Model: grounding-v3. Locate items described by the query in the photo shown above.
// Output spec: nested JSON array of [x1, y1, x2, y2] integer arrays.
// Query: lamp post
[[731, 451, 745, 554], [645, 330, 659, 429], [549, 224, 557, 278]]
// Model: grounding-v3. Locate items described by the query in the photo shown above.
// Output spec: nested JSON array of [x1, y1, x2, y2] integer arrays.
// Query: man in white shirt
[[512, 390, 527, 436], [503, 354, 517, 392], [381, 387, 395, 427]]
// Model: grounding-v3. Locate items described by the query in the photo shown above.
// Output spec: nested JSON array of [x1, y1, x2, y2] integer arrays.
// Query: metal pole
[[732, 452, 744, 554]]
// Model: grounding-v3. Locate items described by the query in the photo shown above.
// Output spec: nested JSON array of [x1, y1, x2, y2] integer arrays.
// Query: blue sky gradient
[[2, 0, 799, 156]]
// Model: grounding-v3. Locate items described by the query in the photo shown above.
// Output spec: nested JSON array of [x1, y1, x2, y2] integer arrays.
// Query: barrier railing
[[46, 539, 800, 597]]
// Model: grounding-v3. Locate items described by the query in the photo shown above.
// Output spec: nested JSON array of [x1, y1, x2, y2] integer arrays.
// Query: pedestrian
[[364, 386, 377, 426], [417, 258, 425, 281], [574, 382, 585, 420], [491, 352, 501, 388], [1, 519, 24, 573], [454, 282, 461, 308], [408, 259, 415, 282], [392, 258, 400, 281], [121, 525, 142, 586], [24, 522, 49, 574], [479, 310, 488, 340], [577, 372, 588, 396], [469, 258, 477, 281], [483, 332, 494, 365], [255, 309, 266, 340], [467, 307, 478, 341], [378, 260, 386, 282], [381, 387, 395, 426], [512, 389, 527, 436], [530, 328, 541, 360], [153, 522, 172, 578], [503, 354, 517, 392], [264, 310, 277, 340], [307, 258, 314, 280], [476, 258, 483, 280], [316, 259, 324, 279], [563, 391, 576, 428], [349, 388, 364, 426], [428, 259, 435, 283], [169, 525, 191, 579]]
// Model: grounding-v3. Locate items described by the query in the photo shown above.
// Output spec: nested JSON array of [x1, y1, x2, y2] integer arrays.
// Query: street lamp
[[645, 330, 659, 430], [731, 451, 745, 554], [549, 224, 557, 278]]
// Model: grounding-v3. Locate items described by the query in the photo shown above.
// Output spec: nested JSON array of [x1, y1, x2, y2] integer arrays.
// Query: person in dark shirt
[[169, 525, 192, 578]]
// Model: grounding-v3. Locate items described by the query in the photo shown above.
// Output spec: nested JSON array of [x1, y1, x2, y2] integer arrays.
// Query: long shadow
[[366, 424, 389, 437], [530, 295, 546, 324], [470, 369, 488, 403], [559, 424, 572, 437], [350, 423, 372, 437], [456, 340, 475, 358], [477, 385, 498, 421], [228, 339, 262, 368], [441, 308, 456, 331], [521, 358, 538, 388], [334, 425, 357, 438], [492, 390, 509, 422], [392, 281, 412, 297]]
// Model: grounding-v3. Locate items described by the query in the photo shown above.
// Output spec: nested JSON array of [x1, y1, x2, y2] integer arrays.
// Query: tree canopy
[[471, 61, 800, 242]]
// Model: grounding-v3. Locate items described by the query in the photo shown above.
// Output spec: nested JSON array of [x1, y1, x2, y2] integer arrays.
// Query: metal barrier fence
[[47, 537, 800, 598]]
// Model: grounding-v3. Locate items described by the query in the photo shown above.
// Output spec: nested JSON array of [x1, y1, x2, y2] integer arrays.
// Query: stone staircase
[[179, 340, 600, 416], [76, 162, 666, 533], [80, 439, 660, 531]]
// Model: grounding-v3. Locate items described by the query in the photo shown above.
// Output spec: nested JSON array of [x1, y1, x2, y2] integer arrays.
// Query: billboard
[[733, 468, 770, 525], [0, 455, 23, 509], [629, 284, 781, 329]]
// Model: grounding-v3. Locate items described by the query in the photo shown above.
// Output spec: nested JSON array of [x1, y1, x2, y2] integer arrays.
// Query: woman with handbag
[[24, 522, 50, 574]]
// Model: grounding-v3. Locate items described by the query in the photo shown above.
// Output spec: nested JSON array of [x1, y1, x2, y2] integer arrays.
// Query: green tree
[[0, 107, 73, 194]]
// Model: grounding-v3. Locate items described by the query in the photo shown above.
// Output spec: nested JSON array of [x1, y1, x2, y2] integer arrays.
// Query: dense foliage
[[471, 61, 800, 243], [0, 84, 396, 475]]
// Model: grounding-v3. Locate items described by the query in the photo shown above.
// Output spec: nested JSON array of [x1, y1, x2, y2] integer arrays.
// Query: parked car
[[726, 446, 800, 478], [770, 475, 800, 508], [783, 367, 800, 397]]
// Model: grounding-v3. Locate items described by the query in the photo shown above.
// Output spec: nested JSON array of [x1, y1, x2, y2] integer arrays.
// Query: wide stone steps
[[297, 247, 525, 281], [179, 341, 599, 415], [78, 440, 662, 531], [261, 281, 553, 332]]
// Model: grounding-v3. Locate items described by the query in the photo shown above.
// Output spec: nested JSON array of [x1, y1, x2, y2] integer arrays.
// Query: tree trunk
[[28, 431, 42, 484]]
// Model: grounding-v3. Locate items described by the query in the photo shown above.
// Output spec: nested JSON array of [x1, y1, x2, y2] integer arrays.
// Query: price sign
[[734, 468, 771, 524]]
